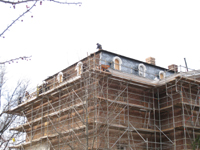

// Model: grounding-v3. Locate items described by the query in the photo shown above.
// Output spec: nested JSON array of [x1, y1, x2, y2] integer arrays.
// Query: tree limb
[[0, 0, 35, 5], [0, 0, 82, 5], [0, 0, 82, 37], [0, 1, 37, 37], [0, 56, 32, 65]]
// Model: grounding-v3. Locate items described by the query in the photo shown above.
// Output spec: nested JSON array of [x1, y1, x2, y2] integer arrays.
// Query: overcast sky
[[0, 0, 200, 89]]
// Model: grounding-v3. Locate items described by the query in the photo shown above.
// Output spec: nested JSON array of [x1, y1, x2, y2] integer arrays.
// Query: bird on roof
[[96, 43, 102, 50]]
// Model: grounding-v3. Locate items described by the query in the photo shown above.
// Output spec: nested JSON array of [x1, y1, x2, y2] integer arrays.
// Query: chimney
[[145, 57, 155, 65], [168, 64, 178, 72]]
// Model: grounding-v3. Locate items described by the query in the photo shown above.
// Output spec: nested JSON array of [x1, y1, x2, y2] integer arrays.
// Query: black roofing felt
[[44, 49, 174, 81]]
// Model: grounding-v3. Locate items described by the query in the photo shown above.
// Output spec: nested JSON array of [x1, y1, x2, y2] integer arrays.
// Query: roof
[[44, 49, 174, 81], [100, 50, 174, 72]]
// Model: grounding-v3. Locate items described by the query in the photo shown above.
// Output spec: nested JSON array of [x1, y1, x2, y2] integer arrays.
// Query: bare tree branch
[[0, 56, 32, 65], [0, 1, 37, 37], [0, 0, 81, 5], [49, 1, 82, 5], [0, 0, 82, 37], [0, 68, 30, 149], [0, 67, 6, 109], [0, 0, 35, 4]]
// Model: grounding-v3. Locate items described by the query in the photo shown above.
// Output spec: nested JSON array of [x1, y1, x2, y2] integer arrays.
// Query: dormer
[[75, 62, 83, 76], [113, 56, 122, 71], [138, 64, 146, 77]]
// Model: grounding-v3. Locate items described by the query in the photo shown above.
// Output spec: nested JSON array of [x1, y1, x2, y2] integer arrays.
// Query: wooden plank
[[96, 96, 152, 111]]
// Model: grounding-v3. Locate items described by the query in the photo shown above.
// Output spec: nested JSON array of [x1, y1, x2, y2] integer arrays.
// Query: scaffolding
[[6, 53, 200, 150]]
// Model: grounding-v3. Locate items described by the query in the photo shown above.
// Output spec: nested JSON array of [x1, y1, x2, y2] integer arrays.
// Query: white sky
[[0, 0, 200, 88]]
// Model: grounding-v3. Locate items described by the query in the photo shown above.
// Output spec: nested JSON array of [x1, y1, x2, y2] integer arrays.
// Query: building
[[7, 50, 200, 150]]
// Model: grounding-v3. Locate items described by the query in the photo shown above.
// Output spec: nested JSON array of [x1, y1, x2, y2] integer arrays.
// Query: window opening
[[113, 56, 122, 71], [115, 59, 120, 70], [76, 62, 83, 76], [57, 72, 63, 83], [138, 64, 146, 77], [159, 71, 165, 80]]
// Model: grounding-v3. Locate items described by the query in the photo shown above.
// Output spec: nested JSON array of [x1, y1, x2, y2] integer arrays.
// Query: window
[[57, 72, 63, 83], [115, 59, 120, 70], [138, 64, 146, 77], [78, 62, 82, 75], [159, 71, 165, 80], [75, 62, 83, 76], [113, 56, 122, 71]]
